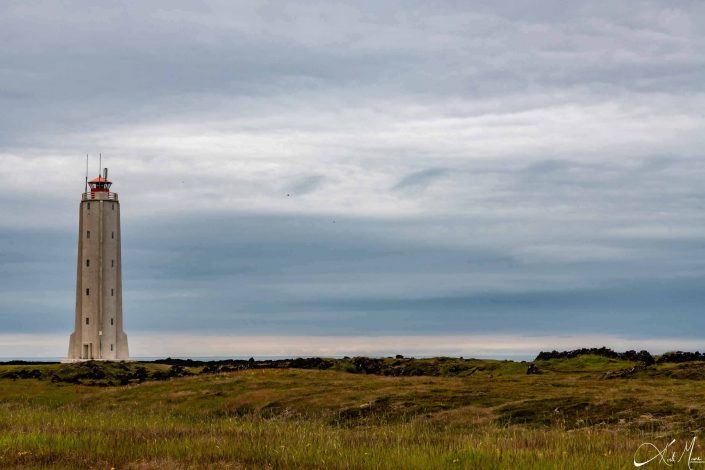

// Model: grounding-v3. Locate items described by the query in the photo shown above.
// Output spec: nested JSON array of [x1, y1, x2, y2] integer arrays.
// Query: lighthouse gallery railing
[[82, 192, 119, 201]]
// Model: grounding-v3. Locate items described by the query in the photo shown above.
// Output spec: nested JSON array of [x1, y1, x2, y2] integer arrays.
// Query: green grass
[[534, 354, 637, 373], [1, 358, 705, 468]]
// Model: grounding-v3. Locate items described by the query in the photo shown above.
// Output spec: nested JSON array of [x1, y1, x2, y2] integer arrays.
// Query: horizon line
[[2, 333, 704, 361]]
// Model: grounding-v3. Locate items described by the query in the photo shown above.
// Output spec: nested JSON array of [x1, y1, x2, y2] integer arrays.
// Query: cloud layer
[[0, 1, 704, 355]]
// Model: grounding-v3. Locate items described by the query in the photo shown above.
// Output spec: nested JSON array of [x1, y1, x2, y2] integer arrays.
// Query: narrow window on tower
[[87, 230, 90, 239], [87, 203, 90, 210], [86, 288, 90, 296], [111, 288, 114, 296], [111, 260, 114, 268], [111, 232, 115, 239], [111, 344, 114, 351], [85, 318, 89, 325], [86, 259, 90, 267], [112, 203, 115, 210], [111, 318, 114, 326]]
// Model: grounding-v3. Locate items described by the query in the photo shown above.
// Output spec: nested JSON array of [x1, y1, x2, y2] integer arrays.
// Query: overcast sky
[[1, 1, 704, 357]]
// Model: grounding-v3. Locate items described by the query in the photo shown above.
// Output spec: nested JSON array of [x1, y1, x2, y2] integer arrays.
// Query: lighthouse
[[67, 168, 129, 361]]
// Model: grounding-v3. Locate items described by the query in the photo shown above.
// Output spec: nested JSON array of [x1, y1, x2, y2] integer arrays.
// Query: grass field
[[1, 354, 704, 468]]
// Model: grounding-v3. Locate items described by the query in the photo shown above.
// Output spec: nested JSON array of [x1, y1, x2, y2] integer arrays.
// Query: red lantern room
[[89, 169, 112, 194]]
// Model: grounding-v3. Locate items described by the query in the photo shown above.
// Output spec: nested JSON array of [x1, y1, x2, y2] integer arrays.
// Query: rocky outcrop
[[603, 364, 649, 379], [657, 351, 705, 363], [535, 348, 655, 365]]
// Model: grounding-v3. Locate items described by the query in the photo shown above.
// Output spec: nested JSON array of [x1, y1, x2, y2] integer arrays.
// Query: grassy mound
[[2, 353, 705, 467]]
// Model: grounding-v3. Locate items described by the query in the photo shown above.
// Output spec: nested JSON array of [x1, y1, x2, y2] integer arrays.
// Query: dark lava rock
[[657, 351, 705, 363], [289, 357, 333, 370], [1, 369, 43, 380], [168, 365, 193, 378]]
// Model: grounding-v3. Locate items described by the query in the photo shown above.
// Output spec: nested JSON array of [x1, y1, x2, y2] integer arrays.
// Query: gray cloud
[[393, 168, 448, 192], [1, 210, 703, 339], [284, 174, 325, 196]]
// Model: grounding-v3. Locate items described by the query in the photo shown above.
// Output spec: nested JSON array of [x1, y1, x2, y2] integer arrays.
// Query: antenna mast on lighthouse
[[85, 154, 89, 194]]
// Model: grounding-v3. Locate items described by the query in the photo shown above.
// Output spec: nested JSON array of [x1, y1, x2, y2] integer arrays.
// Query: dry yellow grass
[[0, 357, 703, 468]]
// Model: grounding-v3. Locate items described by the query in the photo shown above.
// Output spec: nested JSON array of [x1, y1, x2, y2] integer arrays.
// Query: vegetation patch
[[496, 397, 642, 428], [0, 361, 194, 386], [535, 347, 655, 365], [2, 352, 705, 468]]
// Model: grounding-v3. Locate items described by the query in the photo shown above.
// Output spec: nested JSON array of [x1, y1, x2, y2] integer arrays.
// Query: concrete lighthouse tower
[[67, 168, 129, 361]]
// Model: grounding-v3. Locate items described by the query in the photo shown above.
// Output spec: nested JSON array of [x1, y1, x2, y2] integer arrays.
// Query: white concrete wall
[[68, 193, 129, 360]]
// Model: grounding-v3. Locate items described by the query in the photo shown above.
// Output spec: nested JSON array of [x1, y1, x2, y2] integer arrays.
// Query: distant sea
[[0, 356, 299, 362], [0, 354, 535, 362]]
